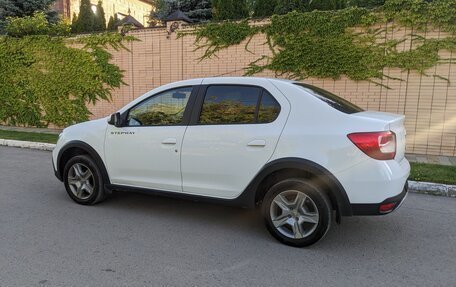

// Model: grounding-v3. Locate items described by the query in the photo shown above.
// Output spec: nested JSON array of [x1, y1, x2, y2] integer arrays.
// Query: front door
[[104, 86, 194, 192]]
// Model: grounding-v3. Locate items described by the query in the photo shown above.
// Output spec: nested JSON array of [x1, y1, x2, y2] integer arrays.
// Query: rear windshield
[[294, 83, 363, 114]]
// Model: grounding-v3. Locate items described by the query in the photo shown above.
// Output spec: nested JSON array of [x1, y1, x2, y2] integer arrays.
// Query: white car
[[52, 77, 410, 247]]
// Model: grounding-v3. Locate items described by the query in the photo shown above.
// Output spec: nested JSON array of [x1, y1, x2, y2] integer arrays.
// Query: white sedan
[[52, 77, 410, 247]]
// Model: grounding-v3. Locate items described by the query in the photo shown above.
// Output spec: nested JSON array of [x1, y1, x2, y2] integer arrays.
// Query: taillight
[[347, 131, 396, 160]]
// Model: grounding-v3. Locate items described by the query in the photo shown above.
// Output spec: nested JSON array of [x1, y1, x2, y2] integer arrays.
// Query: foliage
[[134, 110, 183, 125], [150, 0, 212, 23], [348, 0, 385, 8], [0, 0, 59, 33], [71, 13, 78, 31], [199, 101, 256, 124], [6, 12, 70, 37], [72, 0, 95, 33], [384, 0, 456, 33], [0, 15, 136, 127], [212, 0, 249, 20], [93, 1, 106, 31], [107, 14, 120, 31], [253, 0, 277, 18], [183, 0, 456, 85], [179, 20, 257, 59], [199, 100, 279, 124], [259, 0, 348, 16]]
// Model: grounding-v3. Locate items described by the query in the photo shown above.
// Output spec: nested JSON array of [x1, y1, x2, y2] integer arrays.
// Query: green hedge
[[0, 13, 136, 127]]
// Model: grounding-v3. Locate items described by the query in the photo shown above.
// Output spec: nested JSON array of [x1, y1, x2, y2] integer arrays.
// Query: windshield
[[294, 83, 363, 114]]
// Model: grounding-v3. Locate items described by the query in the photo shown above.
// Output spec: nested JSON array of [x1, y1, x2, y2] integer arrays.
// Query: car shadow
[[95, 190, 406, 250], [105, 190, 269, 237]]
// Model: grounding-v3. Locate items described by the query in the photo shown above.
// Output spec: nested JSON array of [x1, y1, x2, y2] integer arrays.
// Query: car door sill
[[104, 184, 255, 208]]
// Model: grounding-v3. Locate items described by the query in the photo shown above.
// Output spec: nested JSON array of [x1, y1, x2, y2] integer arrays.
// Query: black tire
[[63, 155, 106, 205], [262, 178, 332, 247]]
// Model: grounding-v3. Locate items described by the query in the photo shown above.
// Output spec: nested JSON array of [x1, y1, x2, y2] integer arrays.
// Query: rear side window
[[294, 83, 363, 114], [258, 91, 281, 123], [198, 85, 280, 125]]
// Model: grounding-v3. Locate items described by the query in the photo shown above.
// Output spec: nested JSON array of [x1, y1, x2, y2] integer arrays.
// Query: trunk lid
[[352, 111, 406, 161]]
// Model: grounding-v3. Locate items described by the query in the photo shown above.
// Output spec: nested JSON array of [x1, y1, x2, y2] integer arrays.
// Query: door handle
[[247, 140, 266, 147], [161, 138, 177, 144]]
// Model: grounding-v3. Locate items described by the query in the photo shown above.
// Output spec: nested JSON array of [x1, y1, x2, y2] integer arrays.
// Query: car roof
[[202, 76, 295, 84]]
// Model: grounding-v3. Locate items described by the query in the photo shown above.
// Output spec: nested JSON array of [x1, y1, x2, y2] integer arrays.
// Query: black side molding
[[56, 140, 111, 184], [241, 157, 353, 215], [105, 184, 253, 208], [107, 157, 353, 213]]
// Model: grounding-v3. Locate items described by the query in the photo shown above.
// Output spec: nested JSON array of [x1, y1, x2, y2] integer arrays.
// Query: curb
[[1, 138, 455, 198], [408, 180, 456, 198], [0, 139, 55, 151]]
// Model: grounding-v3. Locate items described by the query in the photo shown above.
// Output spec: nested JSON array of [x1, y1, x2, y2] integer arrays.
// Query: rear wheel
[[262, 178, 332, 247], [63, 155, 106, 205]]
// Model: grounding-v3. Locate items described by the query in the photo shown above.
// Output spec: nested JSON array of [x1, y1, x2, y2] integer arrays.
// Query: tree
[[212, 0, 249, 20], [0, 0, 59, 33], [311, 0, 347, 10], [348, 0, 385, 8], [273, 0, 347, 15], [0, 14, 133, 127], [107, 14, 121, 30], [72, 0, 95, 33], [71, 12, 78, 31], [182, 0, 212, 22], [6, 11, 70, 37], [253, 0, 277, 17], [93, 1, 106, 31], [150, 0, 212, 23]]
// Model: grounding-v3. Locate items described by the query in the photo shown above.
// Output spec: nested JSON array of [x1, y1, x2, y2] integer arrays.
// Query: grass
[[409, 162, 456, 185], [0, 130, 58, 144]]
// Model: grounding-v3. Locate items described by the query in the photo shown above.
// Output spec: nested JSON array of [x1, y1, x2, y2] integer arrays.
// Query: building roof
[[118, 15, 144, 28], [165, 9, 192, 23]]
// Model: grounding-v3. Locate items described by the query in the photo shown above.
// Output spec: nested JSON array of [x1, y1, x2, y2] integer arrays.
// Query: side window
[[198, 86, 281, 125], [258, 90, 281, 123], [199, 85, 261, 124], [127, 87, 192, 126]]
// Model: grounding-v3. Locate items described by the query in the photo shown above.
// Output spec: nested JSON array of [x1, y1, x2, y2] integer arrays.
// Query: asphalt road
[[0, 146, 455, 287]]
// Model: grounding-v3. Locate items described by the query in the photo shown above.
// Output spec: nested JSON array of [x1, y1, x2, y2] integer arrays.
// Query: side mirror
[[108, 112, 122, 127]]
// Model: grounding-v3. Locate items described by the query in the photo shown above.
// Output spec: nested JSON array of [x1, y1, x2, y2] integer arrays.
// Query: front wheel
[[63, 155, 106, 205], [262, 178, 332, 247]]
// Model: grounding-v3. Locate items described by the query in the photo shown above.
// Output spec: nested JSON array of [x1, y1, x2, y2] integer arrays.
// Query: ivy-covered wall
[[94, 21, 455, 157], [87, 0, 456, 157]]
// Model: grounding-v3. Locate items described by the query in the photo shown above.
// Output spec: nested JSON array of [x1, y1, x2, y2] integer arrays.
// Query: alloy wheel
[[269, 190, 319, 239], [67, 163, 94, 200]]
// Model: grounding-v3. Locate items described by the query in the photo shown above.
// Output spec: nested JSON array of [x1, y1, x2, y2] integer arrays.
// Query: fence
[[88, 20, 456, 157]]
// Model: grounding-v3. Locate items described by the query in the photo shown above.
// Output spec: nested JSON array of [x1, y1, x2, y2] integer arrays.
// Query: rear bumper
[[351, 181, 408, 215]]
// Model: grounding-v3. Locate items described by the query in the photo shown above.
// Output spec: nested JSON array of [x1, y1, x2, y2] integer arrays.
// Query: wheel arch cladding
[[248, 157, 353, 216], [57, 141, 111, 184]]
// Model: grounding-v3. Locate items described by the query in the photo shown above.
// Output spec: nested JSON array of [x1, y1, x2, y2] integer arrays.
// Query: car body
[[53, 77, 410, 246]]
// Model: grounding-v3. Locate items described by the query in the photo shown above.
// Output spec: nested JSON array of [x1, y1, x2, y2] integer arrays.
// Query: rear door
[[180, 78, 290, 199]]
